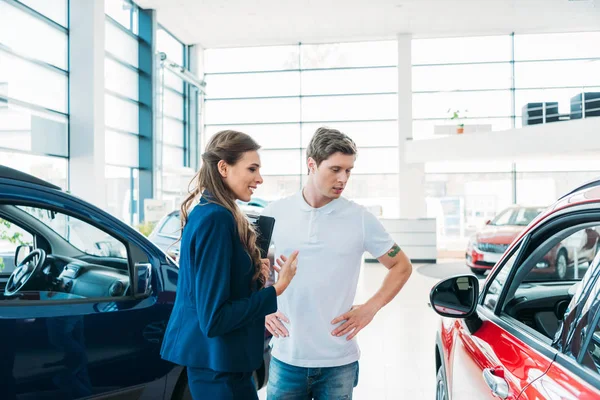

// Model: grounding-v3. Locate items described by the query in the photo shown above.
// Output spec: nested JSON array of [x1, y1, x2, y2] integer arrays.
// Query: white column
[[397, 33, 427, 218], [68, 0, 106, 207]]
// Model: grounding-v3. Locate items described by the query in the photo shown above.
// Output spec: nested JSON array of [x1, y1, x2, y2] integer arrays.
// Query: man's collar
[[295, 190, 339, 215]]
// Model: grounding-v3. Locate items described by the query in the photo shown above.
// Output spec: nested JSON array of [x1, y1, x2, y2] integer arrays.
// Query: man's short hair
[[306, 127, 357, 173]]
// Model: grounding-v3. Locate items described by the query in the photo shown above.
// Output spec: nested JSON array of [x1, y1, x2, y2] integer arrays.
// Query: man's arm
[[331, 244, 412, 340]]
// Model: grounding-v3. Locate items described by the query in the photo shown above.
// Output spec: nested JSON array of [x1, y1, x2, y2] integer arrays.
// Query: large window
[[412, 32, 600, 139], [156, 26, 194, 208], [204, 41, 400, 217], [0, 0, 68, 187], [104, 0, 141, 226]]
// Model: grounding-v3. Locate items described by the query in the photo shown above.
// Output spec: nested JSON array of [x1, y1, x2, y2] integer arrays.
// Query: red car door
[[448, 316, 554, 400]]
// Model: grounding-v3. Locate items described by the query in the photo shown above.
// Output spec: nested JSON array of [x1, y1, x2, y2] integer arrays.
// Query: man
[[263, 127, 413, 399]]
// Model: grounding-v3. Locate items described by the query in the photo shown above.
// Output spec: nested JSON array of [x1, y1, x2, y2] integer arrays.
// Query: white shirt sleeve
[[362, 208, 395, 259]]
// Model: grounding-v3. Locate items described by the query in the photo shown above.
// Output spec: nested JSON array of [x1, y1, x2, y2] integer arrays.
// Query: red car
[[466, 205, 600, 279], [432, 179, 600, 400]]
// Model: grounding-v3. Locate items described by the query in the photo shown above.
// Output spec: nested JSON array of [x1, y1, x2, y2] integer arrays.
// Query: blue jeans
[[267, 357, 359, 400]]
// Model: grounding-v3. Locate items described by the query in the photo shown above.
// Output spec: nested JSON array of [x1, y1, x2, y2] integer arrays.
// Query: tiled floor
[[259, 260, 457, 399]]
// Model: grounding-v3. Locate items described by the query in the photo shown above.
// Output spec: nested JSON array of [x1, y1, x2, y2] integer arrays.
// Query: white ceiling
[[135, 0, 600, 48]]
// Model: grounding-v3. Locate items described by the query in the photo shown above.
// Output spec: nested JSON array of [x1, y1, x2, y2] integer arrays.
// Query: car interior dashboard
[[503, 280, 578, 340]]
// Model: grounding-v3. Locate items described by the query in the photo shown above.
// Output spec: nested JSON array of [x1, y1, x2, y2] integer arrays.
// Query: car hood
[[476, 225, 525, 244]]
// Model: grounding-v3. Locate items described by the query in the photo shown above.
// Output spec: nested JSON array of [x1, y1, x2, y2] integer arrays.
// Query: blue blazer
[[160, 197, 277, 372]]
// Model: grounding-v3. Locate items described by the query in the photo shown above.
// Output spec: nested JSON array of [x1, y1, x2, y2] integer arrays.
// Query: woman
[[160, 130, 298, 399]]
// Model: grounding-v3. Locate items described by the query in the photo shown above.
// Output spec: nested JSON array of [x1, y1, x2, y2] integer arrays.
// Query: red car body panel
[[439, 182, 600, 399], [441, 318, 554, 399]]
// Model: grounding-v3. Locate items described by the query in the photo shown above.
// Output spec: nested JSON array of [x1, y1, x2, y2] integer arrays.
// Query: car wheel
[[436, 366, 448, 400], [555, 250, 568, 280], [470, 267, 486, 276]]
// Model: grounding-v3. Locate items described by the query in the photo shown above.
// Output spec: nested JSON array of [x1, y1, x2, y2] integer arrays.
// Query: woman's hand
[[273, 251, 299, 296]]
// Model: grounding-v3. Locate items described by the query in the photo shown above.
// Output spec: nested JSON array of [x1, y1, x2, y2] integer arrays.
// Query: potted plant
[[448, 109, 468, 134]]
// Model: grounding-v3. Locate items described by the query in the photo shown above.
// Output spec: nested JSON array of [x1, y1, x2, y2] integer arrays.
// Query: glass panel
[[302, 121, 399, 148], [252, 175, 301, 201], [515, 60, 600, 89], [163, 89, 184, 120], [163, 69, 184, 93], [412, 36, 511, 64], [412, 90, 512, 119], [353, 148, 398, 174], [205, 124, 301, 149], [106, 165, 139, 225], [343, 174, 400, 218], [413, 63, 512, 91], [162, 118, 185, 147], [105, 130, 139, 167], [105, 93, 139, 134], [0, 1, 68, 69], [163, 145, 184, 167], [412, 118, 513, 140], [425, 172, 514, 251], [105, 20, 139, 67], [516, 170, 600, 207], [205, 98, 300, 124], [0, 50, 68, 113], [158, 215, 181, 237], [514, 32, 600, 61], [301, 41, 397, 69], [483, 246, 520, 311], [205, 45, 300, 73], [302, 94, 397, 122], [301, 67, 397, 95], [205, 71, 300, 99], [18, 0, 68, 27], [0, 218, 33, 275], [0, 151, 67, 188], [105, 0, 136, 32], [20, 206, 129, 258], [105, 57, 139, 100], [0, 101, 68, 157], [157, 28, 185, 66], [259, 150, 302, 175]]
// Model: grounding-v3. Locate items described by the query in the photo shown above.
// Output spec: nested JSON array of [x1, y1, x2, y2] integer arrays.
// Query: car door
[[450, 213, 600, 400], [0, 189, 173, 399], [448, 239, 556, 400]]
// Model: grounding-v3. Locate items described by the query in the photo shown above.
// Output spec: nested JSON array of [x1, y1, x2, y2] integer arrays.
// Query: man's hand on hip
[[266, 311, 290, 338], [331, 304, 378, 341]]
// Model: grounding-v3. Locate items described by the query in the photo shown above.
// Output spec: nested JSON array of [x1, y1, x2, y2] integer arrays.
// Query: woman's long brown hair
[[179, 130, 264, 288]]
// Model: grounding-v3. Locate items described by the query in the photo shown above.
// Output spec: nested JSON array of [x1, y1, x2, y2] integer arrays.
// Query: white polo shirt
[[262, 191, 395, 368]]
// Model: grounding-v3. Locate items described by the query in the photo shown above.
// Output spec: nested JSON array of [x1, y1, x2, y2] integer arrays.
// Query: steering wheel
[[4, 249, 46, 297]]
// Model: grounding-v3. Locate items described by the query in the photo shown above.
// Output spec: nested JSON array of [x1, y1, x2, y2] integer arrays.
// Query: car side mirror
[[430, 275, 479, 318], [133, 262, 152, 298], [14, 245, 32, 266]]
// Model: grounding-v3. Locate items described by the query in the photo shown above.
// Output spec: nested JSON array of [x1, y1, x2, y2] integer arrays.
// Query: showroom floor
[[258, 259, 469, 399]]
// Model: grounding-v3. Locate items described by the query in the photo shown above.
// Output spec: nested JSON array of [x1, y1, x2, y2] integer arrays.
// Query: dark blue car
[[0, 165, 270, 400]]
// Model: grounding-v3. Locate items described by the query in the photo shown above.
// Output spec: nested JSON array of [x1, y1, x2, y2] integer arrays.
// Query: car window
[[522, 225, 599, 283], [19, 206, 127, 259], [500, 223, 600, 341], [514, 208, 544, 226], [0, 218, 34, 274], [158, 214, 180, 238], [491, 208, 513, 226], [483, 244, 521, 311], [1, 205, 134, 302]]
